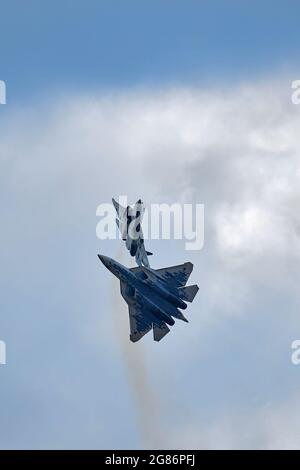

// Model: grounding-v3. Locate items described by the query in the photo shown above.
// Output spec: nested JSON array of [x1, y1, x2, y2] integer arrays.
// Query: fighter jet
[[98, 254, 199, 342], [112, 198, 152, 267]]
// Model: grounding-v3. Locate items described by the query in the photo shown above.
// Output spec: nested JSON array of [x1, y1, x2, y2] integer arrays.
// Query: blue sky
[[1, 0, 300, 102], [1, 1, 300, 450]]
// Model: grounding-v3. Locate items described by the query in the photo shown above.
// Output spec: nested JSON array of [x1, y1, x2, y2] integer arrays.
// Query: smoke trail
[[111, 246, 163, 449]]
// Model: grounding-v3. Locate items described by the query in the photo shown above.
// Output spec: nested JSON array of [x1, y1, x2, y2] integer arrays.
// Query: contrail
[[111, 246, 163, 449]]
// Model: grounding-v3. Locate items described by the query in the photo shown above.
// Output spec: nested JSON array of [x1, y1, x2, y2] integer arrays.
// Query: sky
[[1, 1, 300, 450]]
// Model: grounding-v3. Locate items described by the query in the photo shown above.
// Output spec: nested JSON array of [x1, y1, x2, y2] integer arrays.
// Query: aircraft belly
[[141, 294, 175, 326]]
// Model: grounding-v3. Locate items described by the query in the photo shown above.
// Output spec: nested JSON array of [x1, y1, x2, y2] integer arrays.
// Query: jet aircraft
[[112, 198, 152, 267], [98, 254, 199, 342]]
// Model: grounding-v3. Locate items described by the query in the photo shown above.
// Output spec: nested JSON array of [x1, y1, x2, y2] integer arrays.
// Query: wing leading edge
[[130, 262, 193, 288], [155, 262, 193, 287]]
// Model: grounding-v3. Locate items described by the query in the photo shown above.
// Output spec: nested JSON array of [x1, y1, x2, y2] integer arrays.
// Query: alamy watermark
[[0, 80, 6, 105], [291, 340, 300, 365], [96, 196, 204, 251], [291, 80, 300, 105], [0, 340, 6, 365]]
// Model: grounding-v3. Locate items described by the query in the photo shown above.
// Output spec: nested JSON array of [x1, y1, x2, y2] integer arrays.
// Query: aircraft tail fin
[[153, 323, 170, 342], [178, 284, 199, 302]]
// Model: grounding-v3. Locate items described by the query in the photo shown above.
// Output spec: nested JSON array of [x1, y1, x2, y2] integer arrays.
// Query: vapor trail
[[111, 246, 163, 449]]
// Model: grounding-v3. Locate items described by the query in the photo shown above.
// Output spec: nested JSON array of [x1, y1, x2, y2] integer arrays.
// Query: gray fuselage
[[98, 255, 187, 325]]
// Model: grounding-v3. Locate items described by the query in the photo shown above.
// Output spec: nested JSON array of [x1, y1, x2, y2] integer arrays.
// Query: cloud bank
[[0, 78, 300, 449]]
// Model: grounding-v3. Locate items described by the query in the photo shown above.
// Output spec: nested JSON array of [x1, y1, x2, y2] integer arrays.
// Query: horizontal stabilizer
[[153, 323, 170, 342], [178, 284, 199, 302], [146, 251, 153, 256]]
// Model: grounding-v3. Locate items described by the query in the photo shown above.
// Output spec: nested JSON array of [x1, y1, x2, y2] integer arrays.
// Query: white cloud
[[1, 78, 300, 449], [172, 395, 300, 450]]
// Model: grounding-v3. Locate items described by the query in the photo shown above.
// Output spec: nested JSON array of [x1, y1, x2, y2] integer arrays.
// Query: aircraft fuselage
[[98, 255, 187, 325]]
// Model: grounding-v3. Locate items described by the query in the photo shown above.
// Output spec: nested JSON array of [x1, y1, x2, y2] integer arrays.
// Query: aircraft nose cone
[[97, 254, 110, 268]]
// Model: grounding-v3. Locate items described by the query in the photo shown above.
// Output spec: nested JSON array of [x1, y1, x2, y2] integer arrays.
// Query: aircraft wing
[[128, 303, 152, 342], [113, 198, 129, 241], [131, 263, 193, 287], [112, 198, 127, 219], [120, 283, 169, 342], [128, 299, 170, 342], [155, 262, 193, 287]]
